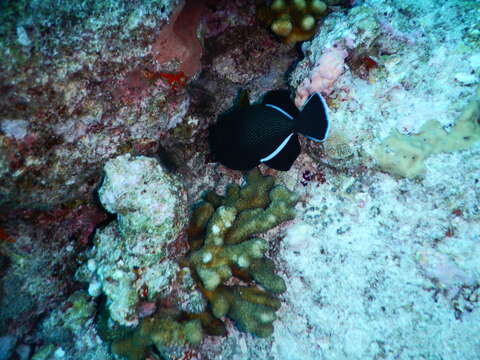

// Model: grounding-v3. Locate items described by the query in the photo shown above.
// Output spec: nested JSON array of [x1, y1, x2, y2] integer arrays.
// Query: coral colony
[[78, 157, 297, 359], [257, 0, 329, 43], [1, 0, 480, 359]]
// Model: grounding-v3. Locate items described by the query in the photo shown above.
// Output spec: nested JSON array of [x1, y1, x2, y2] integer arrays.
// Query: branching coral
[[186, 168, 298, 337], [257, 0, 328, 43], [204, 285, 282, 338], [110, 311, 202, 360]]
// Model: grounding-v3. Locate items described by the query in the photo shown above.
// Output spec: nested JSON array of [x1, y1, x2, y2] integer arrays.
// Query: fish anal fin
[[264, 134, 300, 171]]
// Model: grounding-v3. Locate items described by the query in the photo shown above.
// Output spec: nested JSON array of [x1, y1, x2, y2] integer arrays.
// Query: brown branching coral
[[110, 310, 202, 360], [204, 285, 283, 338], [186, 168, 298, 337]]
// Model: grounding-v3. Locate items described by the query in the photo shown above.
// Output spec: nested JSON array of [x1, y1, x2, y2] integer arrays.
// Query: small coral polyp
[[259, 0, 328, 43]]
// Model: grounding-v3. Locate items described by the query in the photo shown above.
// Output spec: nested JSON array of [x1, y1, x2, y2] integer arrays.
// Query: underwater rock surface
[[76, 154, 204, 327], [1, 0, 480, 359], [268, 0, 480, 359], [0, 0, 189, 209]]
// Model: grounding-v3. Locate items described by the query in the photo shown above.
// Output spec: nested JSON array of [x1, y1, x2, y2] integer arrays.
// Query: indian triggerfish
[[209, 89, 330, 171]]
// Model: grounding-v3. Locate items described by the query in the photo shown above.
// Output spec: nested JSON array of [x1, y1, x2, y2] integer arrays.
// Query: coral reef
[[0, 202, 108, 358], [76, 154, 204, 327], [186, 168, 298, 337], [37, 291, 112, 360], [0, 0, 297, 211], [269, 0, 480, 359], [0, 1, 300, 358], [257, 0, 328, 43], [5, 0, 480, 359], [77, 165, 298, 359], [40, 291, 96, 342]]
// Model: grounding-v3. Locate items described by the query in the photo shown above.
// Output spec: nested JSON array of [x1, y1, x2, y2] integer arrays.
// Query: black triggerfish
[[208, 89, 330, 171]]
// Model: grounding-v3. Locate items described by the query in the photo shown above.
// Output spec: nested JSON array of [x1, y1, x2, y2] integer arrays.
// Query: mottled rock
[[76, 154, 203, 326], [0, 0, 189, 209]]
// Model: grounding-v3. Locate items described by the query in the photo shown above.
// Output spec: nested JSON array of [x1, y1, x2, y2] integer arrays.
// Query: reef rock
[[0, 0, 206, 210], [76, 154, 204, 327]]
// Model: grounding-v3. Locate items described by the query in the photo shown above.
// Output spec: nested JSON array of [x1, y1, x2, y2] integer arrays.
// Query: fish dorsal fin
[[238, 90, 250, 107], [262, 89, 300, 118], [295, 92, 330, 142]]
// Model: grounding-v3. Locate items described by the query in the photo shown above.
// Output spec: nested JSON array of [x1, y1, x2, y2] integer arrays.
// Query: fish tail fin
[[295, 93, 330, 142]]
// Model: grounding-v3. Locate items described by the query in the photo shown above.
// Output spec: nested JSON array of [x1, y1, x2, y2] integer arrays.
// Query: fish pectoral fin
[[262, 134, 300, 171], [296, 92, 330, 142]]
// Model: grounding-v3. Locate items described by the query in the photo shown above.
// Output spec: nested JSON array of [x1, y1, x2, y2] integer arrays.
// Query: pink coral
[[295, 44, 348, 108], [152, 0, 205, 77]]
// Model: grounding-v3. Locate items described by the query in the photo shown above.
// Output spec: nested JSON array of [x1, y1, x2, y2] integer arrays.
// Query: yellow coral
[[375, 86, 480, 178], [257, 0, 328, 43]]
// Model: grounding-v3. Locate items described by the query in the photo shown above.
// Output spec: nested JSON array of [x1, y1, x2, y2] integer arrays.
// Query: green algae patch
[[376, 86, 480, 178], [31, 344, 56, 360]]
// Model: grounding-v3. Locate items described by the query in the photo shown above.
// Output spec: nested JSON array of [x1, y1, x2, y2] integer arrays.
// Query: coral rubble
[[275, 0, 480, 359]]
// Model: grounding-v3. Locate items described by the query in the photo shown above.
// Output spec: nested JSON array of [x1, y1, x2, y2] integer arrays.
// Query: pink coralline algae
[[295, 44, 348, 108], [152, 0, 205, 77]]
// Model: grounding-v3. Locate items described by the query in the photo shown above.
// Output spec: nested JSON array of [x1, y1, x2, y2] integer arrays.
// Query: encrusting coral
[[186, 168, 298, 337], [152, 0, 205, 78], [294, 43, 348, 107], [375, 85, 480, 178], [257, 0, 328, 43]]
